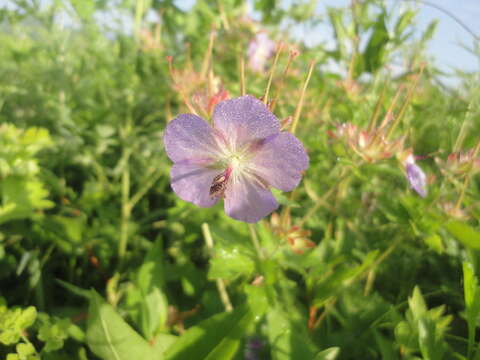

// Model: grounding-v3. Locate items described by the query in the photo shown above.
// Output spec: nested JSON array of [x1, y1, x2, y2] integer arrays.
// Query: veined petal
[[213, 95, 280, 151], [224, 174, 278, 223], [171, 162, 220, 208], [248, 133, 309, 191], [164, 114, 222, 163]]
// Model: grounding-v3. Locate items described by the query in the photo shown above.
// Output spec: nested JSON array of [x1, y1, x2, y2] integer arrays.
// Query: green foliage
[[0, 302, 37, 346], [86, 290, 160, 360], [395, 287, 453, 359], [0, 0, 478, 359], [164, 305, 254, 360], [0, 125, 54, 224]]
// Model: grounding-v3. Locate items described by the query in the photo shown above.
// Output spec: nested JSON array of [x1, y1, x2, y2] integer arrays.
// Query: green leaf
[[327, 8, 350, 60], [421, 20, 438, 42], [70, 0, 96, 21], [0, 177, 54, 224], [394, 10, 416, 38], [394, 320, 417, 352], [37, 317, 70, 352], [86, 291, 159, 360], [267, 307, 317, 360], [314, 347, 340, 360], [463, 262, 480, 357], [16, 342, 35, 357], [0, 306, 37, 345], [418, 317, 444, 360], [164, 306, 253, 360], [408, 286, 427, 320], [445, 221, 480, 250], [56, 279, 91, 299], [363, 12, 389, 73], [373, 330, 398, 360], [424, 234, 444, 254], [136, 238, 168, 339], [151, 334, 178, 357], [208, 246, 255, 281]]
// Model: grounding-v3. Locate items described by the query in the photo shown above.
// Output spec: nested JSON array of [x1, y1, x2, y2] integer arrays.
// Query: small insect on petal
[[209, 168, 232, 199]]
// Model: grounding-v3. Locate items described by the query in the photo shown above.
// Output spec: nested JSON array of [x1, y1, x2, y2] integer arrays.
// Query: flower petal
[[249, 133, 309, 191], [406, 162, 427, 198], [212, 95, 280, 151], [224, 175, 278, 223], [171, 162, 220, 207], [164, 114, 221, 163]]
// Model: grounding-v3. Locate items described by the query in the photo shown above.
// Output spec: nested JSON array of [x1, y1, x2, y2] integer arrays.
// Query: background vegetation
[[0, 0, 479, 359]]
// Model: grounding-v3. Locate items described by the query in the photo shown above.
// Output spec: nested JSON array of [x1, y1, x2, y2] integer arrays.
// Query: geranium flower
[[404, 154, 427, 198], [163, 95, 309, 223], [247, 32, 276, 72]]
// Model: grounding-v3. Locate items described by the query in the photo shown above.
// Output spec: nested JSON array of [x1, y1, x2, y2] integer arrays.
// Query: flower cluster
[[269, 212, 314, 254], [163, 95, 309, 223], [436, 148, 480, 176], [329, 123, 404, 163], [331, 123, 430, 197]]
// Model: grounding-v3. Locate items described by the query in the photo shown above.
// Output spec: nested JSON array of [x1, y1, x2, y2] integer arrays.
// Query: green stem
[[248, 223, 265, 260], [118, 159, 131, 261], [202, 223, 233, 312], [290, 60, 315, 134], [263, 42, 284, 105]]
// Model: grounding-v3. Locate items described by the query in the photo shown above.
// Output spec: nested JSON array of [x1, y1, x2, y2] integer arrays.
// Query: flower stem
[[202, 223, 233, 312], [200, 26, 216, 79], [118, 108, 133, 262], [298, 168, 353, 228], [455, 140, 480, 211], [248, 223, 265, 260], [270, 48, 298, 111], [240, 56, 246, 96], [385, 64, 424, 140], [453, 98, 475, 152], [263, 42, 284, 105], [290, 60, 315, 134], [118, 157, 131, 261]]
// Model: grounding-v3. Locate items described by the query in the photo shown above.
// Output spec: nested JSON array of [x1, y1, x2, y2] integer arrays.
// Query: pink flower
[[247, 32, 276, 72], [163, 95, 309, 223]]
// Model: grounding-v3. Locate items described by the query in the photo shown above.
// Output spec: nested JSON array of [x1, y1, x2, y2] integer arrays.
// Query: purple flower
[[247, 32, 276, 72], [164, 95, 309, 223], [244, 336, 264, 360], [405, 155, 427, 198]]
